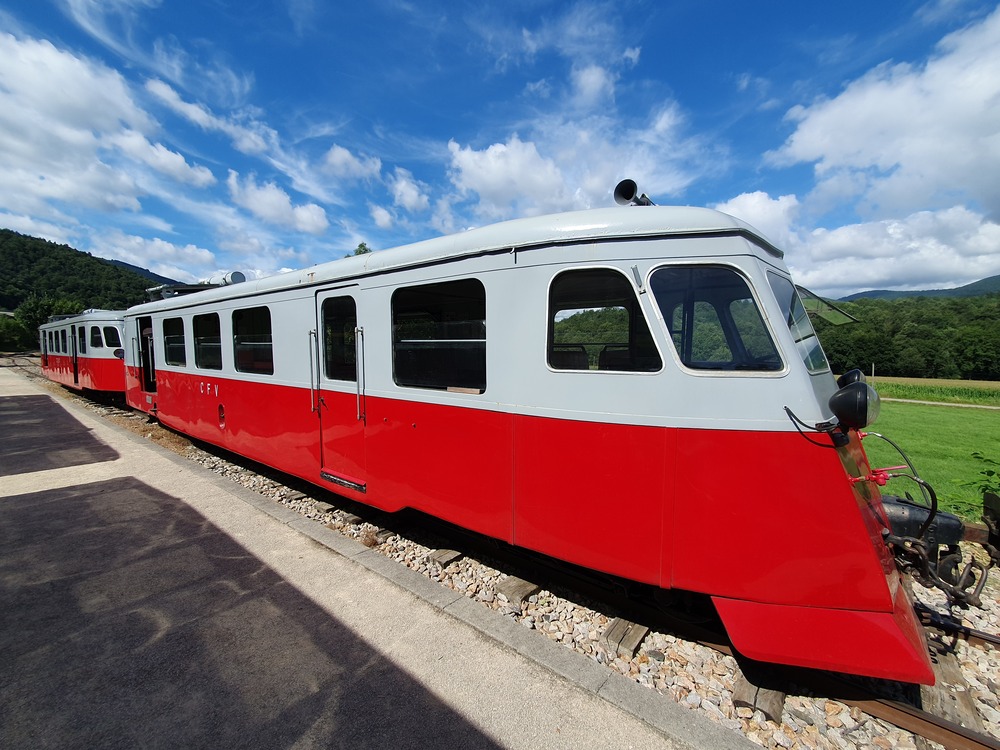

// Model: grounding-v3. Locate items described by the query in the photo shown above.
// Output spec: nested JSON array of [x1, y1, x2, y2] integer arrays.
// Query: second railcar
[[39, 310, 126, 394]]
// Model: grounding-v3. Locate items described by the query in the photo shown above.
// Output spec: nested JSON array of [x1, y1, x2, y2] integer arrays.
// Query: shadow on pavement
[[0, 475, 505, 750], [0, 394, 119, 476]]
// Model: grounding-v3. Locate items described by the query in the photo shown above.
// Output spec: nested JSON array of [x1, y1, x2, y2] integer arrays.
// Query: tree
[[0, 316, 32, 351], [13, 294, 81, 333]]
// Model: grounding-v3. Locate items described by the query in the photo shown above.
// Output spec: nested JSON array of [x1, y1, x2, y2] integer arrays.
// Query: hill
[[104, 258, 178, 286], [0, 228, 176, 311], [841, 274, 1000, 301]]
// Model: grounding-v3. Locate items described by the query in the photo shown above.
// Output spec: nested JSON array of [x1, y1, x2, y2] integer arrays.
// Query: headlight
[[829, 381, 880, 430]]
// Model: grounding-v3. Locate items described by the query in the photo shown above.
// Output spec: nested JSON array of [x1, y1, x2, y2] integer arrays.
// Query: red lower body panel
[[712, 582, 933, 683], [42, 356, 124, 392], [512, 415, 670, 585], [134, 372, 932, 682]]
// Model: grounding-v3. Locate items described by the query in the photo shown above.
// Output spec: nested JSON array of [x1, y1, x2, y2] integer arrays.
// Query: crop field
[[870, 376, 1000, 408], [862, 384, 1000, 519]]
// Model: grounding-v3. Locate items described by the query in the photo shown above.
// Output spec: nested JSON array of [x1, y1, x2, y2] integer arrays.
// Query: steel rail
[[916, 604, 1000, 651]]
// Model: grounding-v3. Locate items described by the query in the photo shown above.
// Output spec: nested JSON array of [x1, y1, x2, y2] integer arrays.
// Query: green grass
[[862, 400, 1000, 519]]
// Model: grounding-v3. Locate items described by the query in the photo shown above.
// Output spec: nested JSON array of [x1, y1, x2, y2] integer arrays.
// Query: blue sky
[[2, 0, 999, 297]]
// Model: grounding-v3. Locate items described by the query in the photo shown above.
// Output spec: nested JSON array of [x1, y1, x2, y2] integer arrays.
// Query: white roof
[[128, 205, 777, 314]]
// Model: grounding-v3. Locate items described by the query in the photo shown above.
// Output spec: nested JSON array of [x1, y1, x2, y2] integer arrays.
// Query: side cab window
[[547, 268, 661, 372]]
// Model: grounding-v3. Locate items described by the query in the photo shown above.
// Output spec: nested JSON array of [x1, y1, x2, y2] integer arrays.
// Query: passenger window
[[233, 306, 273, 375], [103, 326, 122, 348], [392, 278, 486, 392], [78, 327, 86, 354], [193, 313, 222, 370], [322, 297, 358, 381], [650, 266, 782, 371], [163, 317, 187, 366], [61, 330, 67, 353], [90, 326, 104, 348], [548, 269, 661, 372]]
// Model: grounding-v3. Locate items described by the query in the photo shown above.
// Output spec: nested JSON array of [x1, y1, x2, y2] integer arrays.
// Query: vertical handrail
[[308, 329, 319, 413], [131, 337, 139, 382], [355, 325, 365, 422]]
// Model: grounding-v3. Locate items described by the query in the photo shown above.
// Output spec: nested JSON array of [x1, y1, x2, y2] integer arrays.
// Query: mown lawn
[[861, 399, 1000, 519]]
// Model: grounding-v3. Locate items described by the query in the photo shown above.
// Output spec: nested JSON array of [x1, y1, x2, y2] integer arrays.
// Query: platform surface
[[0, 366, 753, 750]]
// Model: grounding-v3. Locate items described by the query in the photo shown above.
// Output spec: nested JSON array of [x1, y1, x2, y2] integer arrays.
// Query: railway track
[[435, 522, 1000, 750], [8, 355, 1000, 750]]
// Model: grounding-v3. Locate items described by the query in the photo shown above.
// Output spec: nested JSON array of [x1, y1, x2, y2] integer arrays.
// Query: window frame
[[766, 272, 830, 375], [546, 266, 663, 374], [232, 306, 274, 376], [321, 296, 358, 382], [649, 263, 785, 376], [391, 277, 487, 393], [193, 312, 223, 371], [103, 326, 122, 348], [163, 317, 187, 367]]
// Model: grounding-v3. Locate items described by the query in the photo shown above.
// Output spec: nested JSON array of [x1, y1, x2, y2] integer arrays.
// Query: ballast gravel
[[12, 360, 1000, 750]]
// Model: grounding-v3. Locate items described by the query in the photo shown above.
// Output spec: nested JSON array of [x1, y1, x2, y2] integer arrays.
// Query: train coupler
[[881, 493, 997, 609]]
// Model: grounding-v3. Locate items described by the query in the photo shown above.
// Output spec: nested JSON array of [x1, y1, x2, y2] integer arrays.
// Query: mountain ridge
[[839, 274, 1000, 301]]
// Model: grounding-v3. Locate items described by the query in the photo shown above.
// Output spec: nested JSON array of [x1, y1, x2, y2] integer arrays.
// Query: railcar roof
[[127, 205, 777, 314], [40, 310, 126, 328]]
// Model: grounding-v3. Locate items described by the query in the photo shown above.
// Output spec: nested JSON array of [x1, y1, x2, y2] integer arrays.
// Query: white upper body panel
[[123, 206, 839, 431]]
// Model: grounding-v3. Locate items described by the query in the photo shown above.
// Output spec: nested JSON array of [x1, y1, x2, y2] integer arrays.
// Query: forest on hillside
[[0, 229, 157, 350], [813, 294, 1000, 380]]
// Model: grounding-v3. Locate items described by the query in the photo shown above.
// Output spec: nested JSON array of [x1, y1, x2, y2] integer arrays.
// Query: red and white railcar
[[39, 310, 126, 393], [122, 201, 960, 684]]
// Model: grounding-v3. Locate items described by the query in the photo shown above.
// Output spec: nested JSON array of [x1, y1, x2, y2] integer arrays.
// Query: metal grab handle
[[355, 326, 365, 422], [308, 329, 318, 413]]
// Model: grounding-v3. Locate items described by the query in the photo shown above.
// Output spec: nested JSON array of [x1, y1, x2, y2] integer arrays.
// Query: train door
[[134, 315, 157, 393], [70, 325, 80, 385], [314, 289, 367, 494]]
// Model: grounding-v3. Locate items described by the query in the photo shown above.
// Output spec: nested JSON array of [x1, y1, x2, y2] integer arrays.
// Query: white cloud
[[570, 64, 616, 108], [323, 144, 382, 180], [713, 192, 800, 248], [0, 213, 75, 245], [791, 206, 1000, 297], [770, 7, 1000, 219], [93, 230, 217, 283], [110, 130, 216, 186], [0, 33, 160, 217], [447, 136, 569, 219], [370, 204, 393, 229], [64, 0, 254, 107], [226, 170, 329, 234], [390, 168, 430, 212], [444, 95, 712, 221], [146, 79, 276, 155]]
